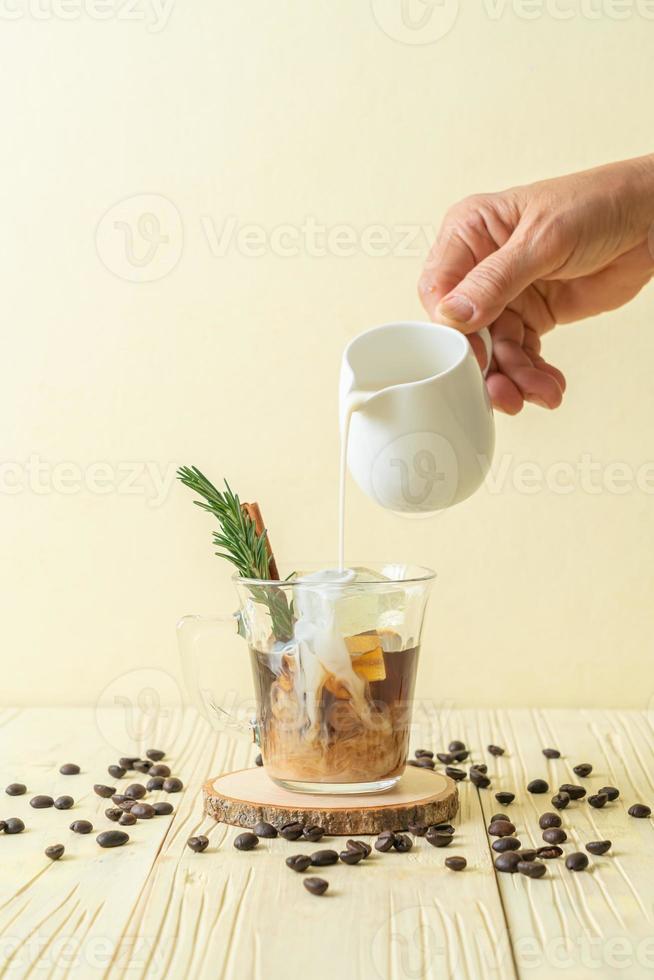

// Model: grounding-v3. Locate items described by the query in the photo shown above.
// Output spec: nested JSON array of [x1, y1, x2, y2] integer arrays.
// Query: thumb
[[436, 235, 549, 332]]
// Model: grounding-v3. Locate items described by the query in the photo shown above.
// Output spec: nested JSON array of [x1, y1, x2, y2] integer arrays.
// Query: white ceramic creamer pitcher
[[339, 321, 495, 515]]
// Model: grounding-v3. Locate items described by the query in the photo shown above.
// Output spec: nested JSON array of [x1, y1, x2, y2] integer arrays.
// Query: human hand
[[419, 156, 654, 414]]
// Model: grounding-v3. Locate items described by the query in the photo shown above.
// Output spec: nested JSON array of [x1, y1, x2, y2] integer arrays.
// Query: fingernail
[[529, 396, 551, 409], [437, 294, 474, 324]]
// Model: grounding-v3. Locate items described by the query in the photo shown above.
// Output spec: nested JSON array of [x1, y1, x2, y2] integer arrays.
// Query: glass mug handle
[[176, 613, 260, 745], [478, 327, 493, 379]]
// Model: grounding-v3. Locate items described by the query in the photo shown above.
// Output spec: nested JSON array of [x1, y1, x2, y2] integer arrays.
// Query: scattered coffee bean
[[488, 745, 505, 757], [588, 793, 608, 809], [542, 828, 567, 845], [573, 763, 592, 778], [125, 784, 147, 800], [448, 740, 466, 752], [492, 837, 521, 853], [163, 778, 183, 793], [415, 748, 435, 759], [310, 849, 339, 867], [375, 833, 395, 852], [393, 834, 413, 853], [490, 813, 509, 823], [542, 748, 560, 759], [280, 822, 304, 841], [149, 764, 171, 778], [45, 844, 65, 861], [119, 758, 138, 770], [303, 825, 325, 843], [30, 795, 54, 808], [445, 856, 467, 871], [346, 840, 371, 857], [559, 783, 586, 800], [303, 876, 328, 896], [108, 765, 126, 780], [254, 821, 277, 838], [539, 812, 562, 830], [93, 785, 115, 799], [5, 818, 25, 834], [146, 777, 165, 792], [133, 760, 153, 774], [234, 832, 259, 851], [105, 808, 122, 822], [6, 783, 26, 796], [488, 820, 516, 837], [340, 848, 364, 864], [471, 763, 488, 774], [515, 849, 538, 862], [97, 830, 129, 848], [527, 779, 549, 794], [495, 792, 515, 806], [430, 823, 455, 835], [0, 821, 6, 832], [113, 798, 135, 812], [470, 769, 491, 789], [437, 752, 454, 764], [286, 854, 312, 872], [407, 760, 420, 767], [254, 754, 263, 767], [598, 786, 619, 802], [426, 832, 452, 848], [537, 845, 563, 859], [628, 804, 651, 819], [408, 823, 428, 836], [131, 803, 156, 820], [451, 749, 470, 763], [495, 852, 521, 873], [187, 836, 209, 853], [415, 757, 436, 769], [119, 812, 137, 826], [54, 796, 74, 810], [70, 819, 92, 834], [566, 851, 589, 871], [518, 860, 546, 879], [445, 767, 466, 782], [551, 792, 571, 810], [146, 749, 165, 762], [60, 763, 81, 775], [152, 802, 174, 816], [586, 840, 611, 855]]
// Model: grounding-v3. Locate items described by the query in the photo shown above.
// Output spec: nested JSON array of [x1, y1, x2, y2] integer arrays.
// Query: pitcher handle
[[176, 613, 260, 744], [478, 327, 493, 379]]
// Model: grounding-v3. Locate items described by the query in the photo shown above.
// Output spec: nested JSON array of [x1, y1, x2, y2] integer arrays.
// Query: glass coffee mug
[[178, 563, 435, 794]]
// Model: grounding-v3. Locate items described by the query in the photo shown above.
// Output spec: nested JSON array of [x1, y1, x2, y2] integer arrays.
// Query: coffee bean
[[495, 792, 515, 806], [393, 834, 413, 853], [586, 840, 611, 855], [133, 760, 153, 774], [515, 849, 538, 862], [280, 822, 304, 841], [495, 852, 521, 873], [377, 829, 395, 839], [448, 740, 466, 752], [131, 803, 156, 820], [119, 812, 137, 826], [537, 845, 563, 859], [492, 837, 521, 853], [303, 877, 328, 896], [30, 795, 54, 808], [105, 808, 122, 822], [340, 848, 364, 864], [488, 745, 505, 757], [539, 812, 562, 830], [254, 821, 277, 838], [598, 786, 620, 802], [45, 844, 65, 861], [146, 749, 165, 762], [310, 849, 339, 867], [542, 828, 567, 845], [234, 833, 259, 851], [628, 804, 651, 818], [471, 763, 488, 774], [527, 779, 549, 794], [559, 783, 586, 800], [445, 767, 466, 782], [415, 757, 436, 769], [518, 861, 546, 879], [415, 748, 435, 759], [588, 793, 608, 809], [375, 833, 395, 852], [108, 766, 126, 780], [152, 802, 174, 816], [445, 856, 467, 871], [303, 825, 325, 843], [97, 830, 129, 848], [255, 754, 263, 767], [408, 823, 427, 836], [346, 840, 371, 857], [119, 758, 138, 770], [566, 851, 589, 871], [6, 783, 26, 796], [149, 764, 171, 778], [146, 777, 165, 791], [573, 763, 592, 778], [551, 792, 571, 810], [112, 797, 135, 811], [437, 752, 454, 764], [470, 769, 491, 789], [187, 836, 209, 853], [93, 785, 116, 799], [488, 820, 516, 838], [542, 748, 560, 759], [451, 750, 470, 763], [407, 760, 420, 767], [70, 819, 92, 834], [430, 823, 455, 835], [286, 854, 312, 872], [59, 763, 81, 775], [0, 821, 6, 832], [426, 832, 452, 848], [54, 796, 74, 810], [5, 818, 25, 834], [163, 778, 183, 793], [125, 784, 146, 800], [490, 813, 509, 823]]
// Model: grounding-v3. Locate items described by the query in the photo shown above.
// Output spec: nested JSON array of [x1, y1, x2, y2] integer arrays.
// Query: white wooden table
[[2, 707, 654, 979]]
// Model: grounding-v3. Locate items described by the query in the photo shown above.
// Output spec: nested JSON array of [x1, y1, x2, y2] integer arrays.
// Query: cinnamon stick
[[241, 501, 280, 580]]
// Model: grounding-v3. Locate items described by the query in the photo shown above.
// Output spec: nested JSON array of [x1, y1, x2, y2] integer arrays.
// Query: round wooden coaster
[[203, 766, 458, 835]]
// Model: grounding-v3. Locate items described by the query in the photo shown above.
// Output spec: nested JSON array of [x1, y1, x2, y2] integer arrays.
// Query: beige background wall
[[1, 1, 653, 710]]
